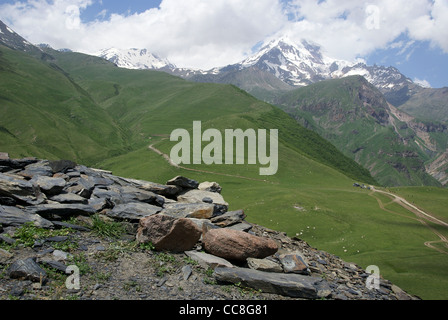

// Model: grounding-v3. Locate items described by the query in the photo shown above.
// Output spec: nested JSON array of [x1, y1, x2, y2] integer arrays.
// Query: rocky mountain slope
[[276, 76, 447, 187], [0, 154, 417, 301], [0, 20, 41, 56]]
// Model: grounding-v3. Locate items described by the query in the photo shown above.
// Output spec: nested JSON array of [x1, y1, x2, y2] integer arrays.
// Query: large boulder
[[202, 228, 278, 262], [136, 214, 202, 252]]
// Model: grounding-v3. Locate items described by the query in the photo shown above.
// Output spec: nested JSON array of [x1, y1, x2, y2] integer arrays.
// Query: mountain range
[[91, 35, 448, 187]]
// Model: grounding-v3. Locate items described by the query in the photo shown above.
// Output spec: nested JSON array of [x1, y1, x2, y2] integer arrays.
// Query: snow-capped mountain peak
[[230, 35, 413, 90], [95, 48, 176, 70], [234, 36, 350, 86]]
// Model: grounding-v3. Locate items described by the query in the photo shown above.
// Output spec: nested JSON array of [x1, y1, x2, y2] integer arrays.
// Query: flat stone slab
[[0, 205, 53, 228], [50, 193, 88, 204], [106, 202, 162, 220], [161, 202, 215, 219], [26, 203, 97, 218], [214, 267, 330, 299], [0, 173, 37, 203], [185, 251, 234, 270]]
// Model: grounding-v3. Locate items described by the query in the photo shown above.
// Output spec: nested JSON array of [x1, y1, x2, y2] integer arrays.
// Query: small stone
[[198, 181, 222, 193], [247, 257, 283, 273], [53, 250, 71, 261], [210, 210, 246, 227], [181, 265, 193, 281], [278, 252, 310, 275], [177, 189, 228, 216], [7, 258, 47, 283], [0, 248, 13, 264]]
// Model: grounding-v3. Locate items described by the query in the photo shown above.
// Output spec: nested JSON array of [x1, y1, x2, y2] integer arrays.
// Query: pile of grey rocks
[[0, 154, 418, 300]]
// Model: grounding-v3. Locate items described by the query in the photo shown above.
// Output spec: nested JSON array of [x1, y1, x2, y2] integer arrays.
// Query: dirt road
[[370, 187, 448, 255]]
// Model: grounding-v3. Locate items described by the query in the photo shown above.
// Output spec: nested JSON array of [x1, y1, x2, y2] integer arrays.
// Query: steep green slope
[[398, 87, 448, 123], [276, 76, 442, 187], [0, 45, 129, 165]]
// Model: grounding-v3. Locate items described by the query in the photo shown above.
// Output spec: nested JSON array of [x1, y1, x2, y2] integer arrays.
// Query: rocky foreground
[[0, 154, 418, 301]]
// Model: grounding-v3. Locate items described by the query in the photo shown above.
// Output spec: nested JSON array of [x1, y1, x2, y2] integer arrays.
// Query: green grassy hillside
[[0, 45, 129, 165]]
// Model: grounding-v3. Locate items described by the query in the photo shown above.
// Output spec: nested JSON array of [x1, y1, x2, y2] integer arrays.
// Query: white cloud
[[0, 0, 447, 69], [274, 0, 443, 61], [413, 78, 432, 88]]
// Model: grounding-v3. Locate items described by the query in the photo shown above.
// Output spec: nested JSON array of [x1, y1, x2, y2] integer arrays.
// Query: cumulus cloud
[[275, 0, 448, 61], [0, 0, 447, 69], [413, 78, 432, 88], [0, 0, 285, 69]]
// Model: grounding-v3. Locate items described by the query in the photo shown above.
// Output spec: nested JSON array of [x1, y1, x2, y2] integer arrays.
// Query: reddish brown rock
[[202, 228, 278, 262], [136, 214, 202, 252]]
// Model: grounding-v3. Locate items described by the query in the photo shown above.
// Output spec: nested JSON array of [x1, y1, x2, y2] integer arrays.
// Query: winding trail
[[369, 187, 448, 255], [148, 143, 276, 184]]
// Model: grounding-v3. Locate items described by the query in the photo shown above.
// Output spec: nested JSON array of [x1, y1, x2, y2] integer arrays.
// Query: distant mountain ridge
[[91, 36, 415, 94], [95, 48, 175, 70]]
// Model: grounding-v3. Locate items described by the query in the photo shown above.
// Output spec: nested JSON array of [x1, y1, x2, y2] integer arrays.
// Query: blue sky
[[1, 0, 447, 88]]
